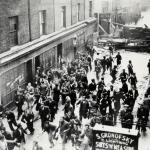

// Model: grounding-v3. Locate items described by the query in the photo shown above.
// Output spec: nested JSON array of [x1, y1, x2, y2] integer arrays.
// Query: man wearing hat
[[47, 96, 56, 122], [97, 77, 105, 90], [119, 69, 128, 84], [123, 107, 133, 129], [78, 96, 89, 121], [88, 79, 96, 92], [21, 109, 35, 134], [39, 104, 50, 130], [53, 83, 60, 112], [120, 104, 129, 128], [64, 96, 74, 116], [13, 123, 27, 146], [80, 122, 93, 150], [6, 111, 18, 131]]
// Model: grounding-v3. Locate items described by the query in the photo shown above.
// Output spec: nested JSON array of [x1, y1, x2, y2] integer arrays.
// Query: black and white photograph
[[0, 0, 150, 149]]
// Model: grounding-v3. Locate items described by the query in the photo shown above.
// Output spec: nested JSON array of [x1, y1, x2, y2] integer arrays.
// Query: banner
[[92, 127, 139, 150]]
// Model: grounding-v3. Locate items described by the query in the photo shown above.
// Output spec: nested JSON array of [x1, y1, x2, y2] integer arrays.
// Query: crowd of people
[[0, 45, 150, 150]]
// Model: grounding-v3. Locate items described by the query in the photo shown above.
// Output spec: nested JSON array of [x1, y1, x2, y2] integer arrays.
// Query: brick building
[[0, 0, 96, 107]]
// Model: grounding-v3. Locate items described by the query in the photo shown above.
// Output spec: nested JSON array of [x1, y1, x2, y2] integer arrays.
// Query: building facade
[[0, 0, 96, 107]]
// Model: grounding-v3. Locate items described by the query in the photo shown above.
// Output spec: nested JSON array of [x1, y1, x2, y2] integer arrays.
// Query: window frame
[[77, 3, 80, 21], [39, 10, 46, 36], [8, 16, 18, 47], [89, 1, 93, 17], [61, 6, 66, 28]]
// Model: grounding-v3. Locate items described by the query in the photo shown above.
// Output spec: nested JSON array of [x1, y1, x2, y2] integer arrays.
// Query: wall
[[0, 0, 30, 54], [0, 63, 26, 106], [54, 0, 72, 31], [0, 0, 96, 106], [29, 0, 55, 40], [85, 0, 94, 19]]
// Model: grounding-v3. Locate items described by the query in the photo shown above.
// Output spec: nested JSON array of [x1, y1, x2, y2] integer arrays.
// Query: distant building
[[0, 0, 96, 107], [94, 0, 113, 14]]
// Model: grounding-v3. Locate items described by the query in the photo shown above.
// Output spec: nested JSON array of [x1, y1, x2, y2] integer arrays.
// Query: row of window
[[9, 1, 93, 47]]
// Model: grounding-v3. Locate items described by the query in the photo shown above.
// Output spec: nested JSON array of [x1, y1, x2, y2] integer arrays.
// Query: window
[[9, 16, 18, 47], [39, 10, 46, 36], [61, 6, 66, 28], [77, 3, 80, 21], [89, 1, 93, 17]]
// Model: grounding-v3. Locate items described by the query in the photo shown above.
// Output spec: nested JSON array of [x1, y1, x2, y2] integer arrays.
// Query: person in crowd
[[69, 88, 77, 110], [95, 60, 101, 80], [13, 123, 27, 147], [97, 77, 105, 90], [111, 65, 117, 83], [77, 96, 89, 121], [128, 73, 137, 89], [109, 45, 113, 55], [6, 111, 18, 131], [120, 69, 128, 84], [123, 108, 133, 129], [56, 117, 71, 150], [53, 84, 60, 112], [21, 109, 35, 135], [116, 52, 122, 66], [107, 55, 113, 72], [127, 60, 133, 76], [70, 121, 81, 148], [101, 56, 107, 75], [1, 127, 15, 150], [0, 133, 9, 150], [121, 81, 128, 94], [128, 86, 139, 109], [44, 121, 57, 148], [25, 92, 34, 109], [47, 70, 54, 84], [88, 79, 96, 92], [61, 82, 69, 105], [63, 97, 74, 116], [136, 103, 149, 132], [39, 104, 50, 130], [39, 81, 47, 97], [87, 54, 92, 71], [47, 97, 56, 122], [120, 105, 128, 128], [15, 93, 24, 120], [26, 83, 34, 94], [80, 123, 93, 150]]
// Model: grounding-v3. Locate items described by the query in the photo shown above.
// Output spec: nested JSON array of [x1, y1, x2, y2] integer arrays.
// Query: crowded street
[[1, 0, 150, 150], [1, 47, 150, 150]]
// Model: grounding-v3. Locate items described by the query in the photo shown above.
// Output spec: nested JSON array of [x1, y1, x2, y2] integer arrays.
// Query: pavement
[[2, 49, 150, 150]]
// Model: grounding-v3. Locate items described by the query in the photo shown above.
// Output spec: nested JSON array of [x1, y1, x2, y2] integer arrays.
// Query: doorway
[[26, 59, 33, 83], [57, 43, 62, 58], [57, 43, 62, 66], [35, 55, 40, 71]]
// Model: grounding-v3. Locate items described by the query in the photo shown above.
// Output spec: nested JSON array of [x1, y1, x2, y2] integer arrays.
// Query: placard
[[92, 126, 139, 150]]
